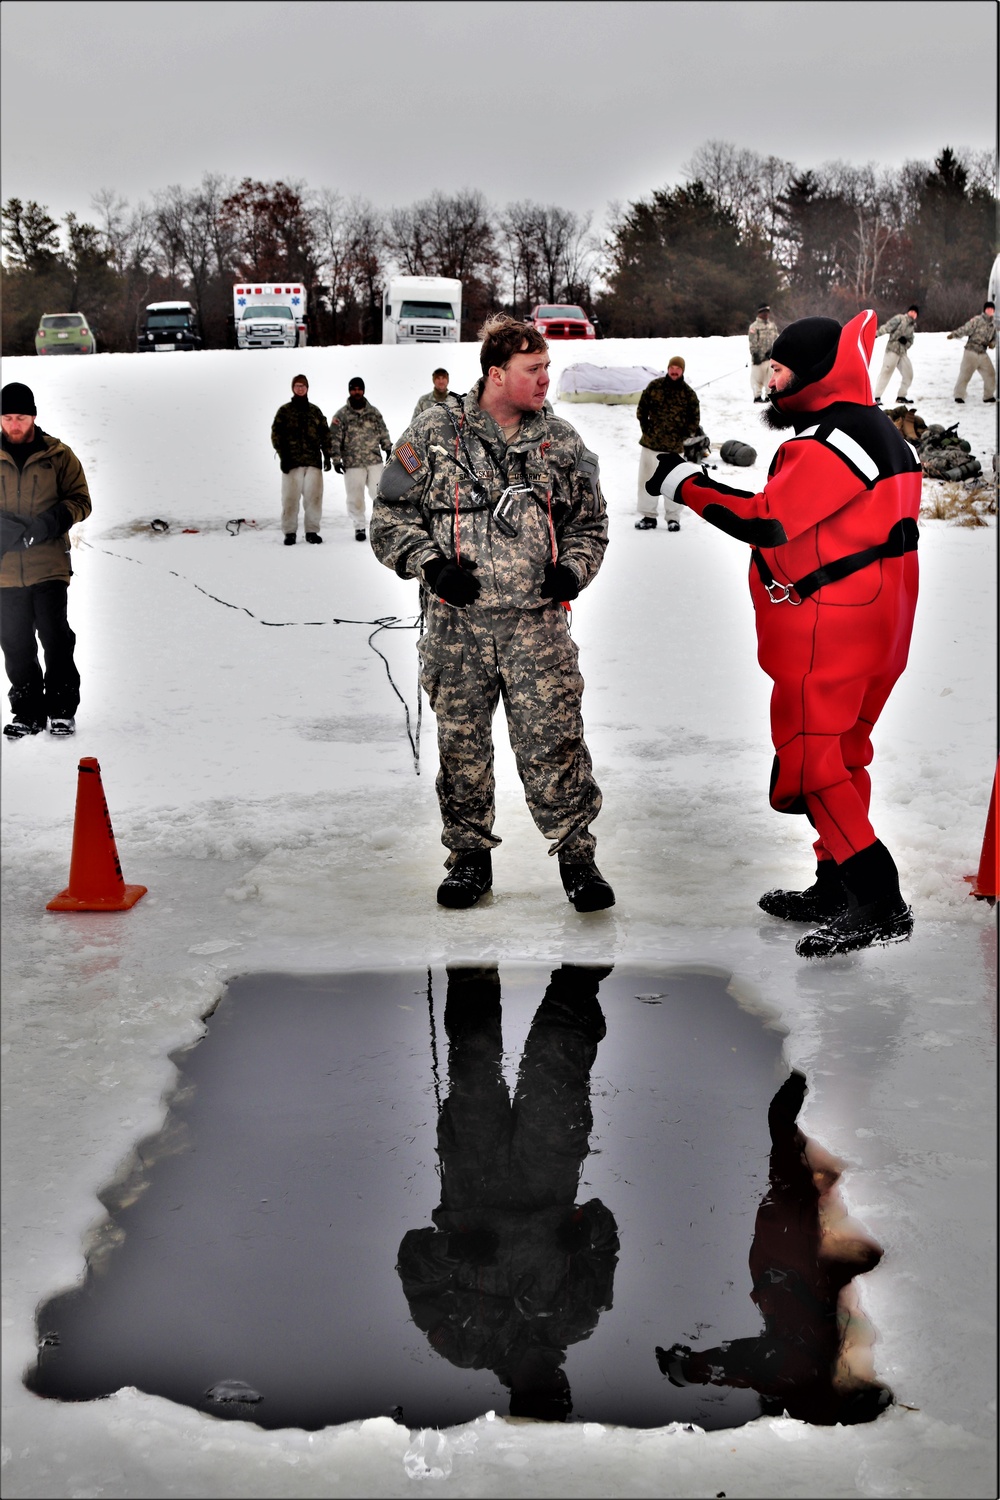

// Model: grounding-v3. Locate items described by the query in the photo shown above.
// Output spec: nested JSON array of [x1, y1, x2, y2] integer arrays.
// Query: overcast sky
[[1, 0, 996, 236]]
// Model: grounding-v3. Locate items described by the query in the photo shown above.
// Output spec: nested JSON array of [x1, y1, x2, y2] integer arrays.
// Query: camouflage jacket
[[1, 429, 91, 588], [748, 318, 778, 363], [948, 314, 996, 353], [876, 312, 916, 354], [330, 400, 392, 468], [370, 384, 608, 611], [636, 377, 701, 452], [270, 399, 332, 472], [411, 388, 461, 422]]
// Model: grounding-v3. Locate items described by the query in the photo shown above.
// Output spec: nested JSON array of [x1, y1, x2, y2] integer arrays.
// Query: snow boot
[[666, 518, 681, 532], [796, 841, 913, 958], [634, 516, 657, 531], [759, 860, 849, 923], [559, 859, 615, 912], [436, 851, 493, 909], [305, 532, 323, 544], [355, 528, 367, 542], [3, 719, 45, 740], [284, 533, 296, 545], [48, 717, 76, 737]]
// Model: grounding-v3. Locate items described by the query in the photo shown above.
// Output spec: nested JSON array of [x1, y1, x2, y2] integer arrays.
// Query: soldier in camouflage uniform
[[270, 374, 333, 545], [947, 302, 997, 403], [370, 314, 613, 912], [634, 357, 701, 531], [411, 367, 461, 422], [330, 377, 393, 540], [748, 305, 778, 402], [873, 306, 918, 404]]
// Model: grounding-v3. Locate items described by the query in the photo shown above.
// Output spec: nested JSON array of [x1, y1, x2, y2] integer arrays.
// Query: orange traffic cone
[[965, 757, 999, 905], [47, 757, 147, 911]]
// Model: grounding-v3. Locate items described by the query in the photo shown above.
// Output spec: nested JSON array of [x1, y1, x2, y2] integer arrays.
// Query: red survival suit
[[660, 311, 921, 867]]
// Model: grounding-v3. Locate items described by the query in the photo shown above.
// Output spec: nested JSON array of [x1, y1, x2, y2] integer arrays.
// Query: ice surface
[[1, 335, 996, 1497]]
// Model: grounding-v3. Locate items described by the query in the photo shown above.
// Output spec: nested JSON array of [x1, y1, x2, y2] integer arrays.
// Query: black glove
[[21, 504, 70, 547], [645, 451, 688, 498], [423, 555, 480, 606], [540, 561, 580, 601], [323, 456, 332, 472], [334, 461, 345, 474], [0, 512, 28, 557]]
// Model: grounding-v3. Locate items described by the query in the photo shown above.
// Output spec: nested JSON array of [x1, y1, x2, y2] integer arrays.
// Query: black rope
[[79, 538, 423, 772]]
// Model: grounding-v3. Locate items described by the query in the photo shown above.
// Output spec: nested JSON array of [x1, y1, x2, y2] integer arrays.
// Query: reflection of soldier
[[947, 302, 997, 403], [748, 306, 778, 403], [371, 314, 612, 912], [656, 1070, 893, 1426], [397, 964, 619, 1421]]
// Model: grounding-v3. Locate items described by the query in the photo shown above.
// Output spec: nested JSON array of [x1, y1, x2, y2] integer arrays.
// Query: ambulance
[[232, 283, 308, 349]]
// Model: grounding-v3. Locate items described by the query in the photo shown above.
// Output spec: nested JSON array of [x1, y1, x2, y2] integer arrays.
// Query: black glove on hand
[[323, 456, 332, 472], [423, 555, 480, 606], [540, 561, 580, 601], [21, 504, 70, 547], [334, 461, 345, 475], [645, 450, 688, 497], [0, 513, 28, 557]]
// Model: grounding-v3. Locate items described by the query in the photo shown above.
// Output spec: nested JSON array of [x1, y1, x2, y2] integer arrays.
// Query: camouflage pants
[[874, 349, 913, 400], [419, 599, 602, 861], [954, 348, 997, 400]]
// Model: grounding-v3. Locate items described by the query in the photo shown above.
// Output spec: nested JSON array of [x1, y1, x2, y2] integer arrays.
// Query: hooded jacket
[[657, 309, 921, 610]]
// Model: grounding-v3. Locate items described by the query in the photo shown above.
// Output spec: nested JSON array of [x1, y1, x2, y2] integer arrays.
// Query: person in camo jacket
[[633, 357, 701, 533], [370, 314, 612, 914], [947, 301, 996, 403], [872, 305, 919, 405], [330, 377, 393, 541], [411, 367, 461, 422], [748, 305, 778, 403], [270, 374, 332, 545]]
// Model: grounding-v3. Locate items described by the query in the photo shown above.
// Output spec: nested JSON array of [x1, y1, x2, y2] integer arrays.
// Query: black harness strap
[[752, 516, 919, 604]]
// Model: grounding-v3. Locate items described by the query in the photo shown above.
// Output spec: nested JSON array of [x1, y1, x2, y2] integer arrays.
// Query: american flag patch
[[395, 442, 421, 474]]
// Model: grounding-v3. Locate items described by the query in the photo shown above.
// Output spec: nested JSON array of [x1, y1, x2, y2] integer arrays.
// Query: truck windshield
[[538, 306, 587, 320], [147, 313, 190, 329], [242, 305, 293, 320], [399, 301, 455, 320]]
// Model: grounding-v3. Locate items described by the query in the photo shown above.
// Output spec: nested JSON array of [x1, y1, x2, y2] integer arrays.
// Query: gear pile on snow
[[682, 428, 711, 463], [911, 417, 981, 481]]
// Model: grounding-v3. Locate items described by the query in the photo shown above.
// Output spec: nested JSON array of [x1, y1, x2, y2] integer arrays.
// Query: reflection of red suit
[[672, 311, 921, 865]]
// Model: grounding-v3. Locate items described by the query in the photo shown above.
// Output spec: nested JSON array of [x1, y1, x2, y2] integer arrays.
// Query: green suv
[[35, 313, 96, 355]]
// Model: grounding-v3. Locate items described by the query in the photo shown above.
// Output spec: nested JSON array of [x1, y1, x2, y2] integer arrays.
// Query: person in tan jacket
[[1, 382, 92, 738]]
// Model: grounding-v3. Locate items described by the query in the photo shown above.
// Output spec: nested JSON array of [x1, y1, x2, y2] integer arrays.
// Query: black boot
[[559, 859, 615, 912], [796, 841, 912, 958], [759, 861, 849, 923], [634, 516, 657, 531], [436, 852, 493, 909]]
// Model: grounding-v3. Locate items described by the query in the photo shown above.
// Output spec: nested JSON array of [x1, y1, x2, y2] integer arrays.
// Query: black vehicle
[[137, 301, 203, 352]]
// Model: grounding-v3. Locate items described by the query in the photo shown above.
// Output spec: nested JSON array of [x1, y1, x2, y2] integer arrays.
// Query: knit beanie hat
[[291, 373, 308, 390], [348, 376, 365, 391], [769, 317, 841, 388], [667, 356, 685, 372], [907, 305, 919, 315], [2, 382, 37, 416], [757, 305, 770, 316]]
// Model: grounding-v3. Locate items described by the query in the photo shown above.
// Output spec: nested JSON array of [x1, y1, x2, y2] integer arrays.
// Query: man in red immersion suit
[[646, 311, 921, 958]]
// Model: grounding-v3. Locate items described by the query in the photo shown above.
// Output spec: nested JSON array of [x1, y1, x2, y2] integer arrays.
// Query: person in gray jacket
[[947, 302, 996, 403], [873, 305, 918, 404]]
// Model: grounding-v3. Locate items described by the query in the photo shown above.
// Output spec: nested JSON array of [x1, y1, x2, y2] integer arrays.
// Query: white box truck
[[382, 275, 461, 345], [233, 283, 308, 349]]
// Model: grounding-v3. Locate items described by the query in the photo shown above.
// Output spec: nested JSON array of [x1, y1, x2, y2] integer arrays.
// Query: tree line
[[1, 143, 994, 354]]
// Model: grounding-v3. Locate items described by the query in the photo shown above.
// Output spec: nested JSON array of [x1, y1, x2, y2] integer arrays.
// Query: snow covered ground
[[1, 332, 996, 1499]]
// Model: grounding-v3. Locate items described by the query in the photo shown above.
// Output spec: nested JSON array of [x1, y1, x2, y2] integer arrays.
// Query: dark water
[[28, 964, 891, 1430]]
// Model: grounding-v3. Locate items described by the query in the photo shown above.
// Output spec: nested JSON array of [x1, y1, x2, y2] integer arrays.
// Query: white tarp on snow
[[557, 363, 664, 403]]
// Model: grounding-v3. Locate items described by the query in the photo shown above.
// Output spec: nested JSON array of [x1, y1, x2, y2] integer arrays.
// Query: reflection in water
[[397, 964, 619, 1421], [655, 1070, 893, 1425]]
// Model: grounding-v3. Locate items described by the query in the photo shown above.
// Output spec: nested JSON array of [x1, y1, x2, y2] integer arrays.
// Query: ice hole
[[27, 965, 892, 1430]]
